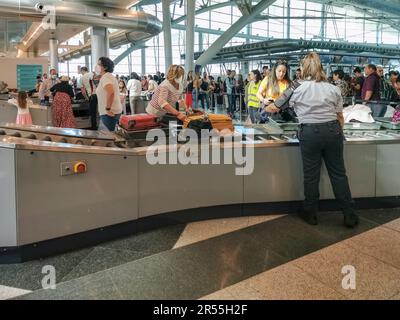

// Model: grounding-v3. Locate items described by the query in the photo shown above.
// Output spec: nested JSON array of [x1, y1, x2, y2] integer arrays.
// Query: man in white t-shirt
[[79, 67, 95, 100], [79, 66, 98, 130], [95, 57, 122, 131], [126, 72, 143, 114]]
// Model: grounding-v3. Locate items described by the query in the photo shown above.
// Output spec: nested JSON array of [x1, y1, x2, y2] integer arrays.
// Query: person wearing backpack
[[199, 72, 210, 111]]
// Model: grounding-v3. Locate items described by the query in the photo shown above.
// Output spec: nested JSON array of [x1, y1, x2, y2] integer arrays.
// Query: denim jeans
[[100, 113, 121, 132], [192, 89, 198, 109], [40, 97, 49, 106], [298, 120, 355, 214], [248, 107, 260, 124], [227, 94, 236, 115], [198, 93, 209, 111]]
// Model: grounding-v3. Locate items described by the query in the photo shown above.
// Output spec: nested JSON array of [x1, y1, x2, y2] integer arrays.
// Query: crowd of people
[[6, 54, 400, 130]]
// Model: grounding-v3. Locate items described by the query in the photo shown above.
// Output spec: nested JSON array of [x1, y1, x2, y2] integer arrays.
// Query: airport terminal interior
[[1, 0, 400, 301]]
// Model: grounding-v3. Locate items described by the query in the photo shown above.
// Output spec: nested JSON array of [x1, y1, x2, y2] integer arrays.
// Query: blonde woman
[[268, 52, 358, 228], [146, 65, 188, 122]]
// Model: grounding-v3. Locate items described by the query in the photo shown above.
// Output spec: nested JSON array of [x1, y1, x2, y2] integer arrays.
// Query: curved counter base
[[1, 197, 400, 264]]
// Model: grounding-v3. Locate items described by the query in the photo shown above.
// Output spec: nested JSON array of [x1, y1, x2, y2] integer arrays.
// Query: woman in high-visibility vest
[[247, 69, 262, 123]]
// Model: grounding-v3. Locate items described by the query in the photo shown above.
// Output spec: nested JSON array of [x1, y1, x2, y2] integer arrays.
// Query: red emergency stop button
[[73, 161, 87, 174]]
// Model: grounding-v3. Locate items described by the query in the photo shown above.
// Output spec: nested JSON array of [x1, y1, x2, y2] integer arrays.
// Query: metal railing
[[189, 90, 249, 123]]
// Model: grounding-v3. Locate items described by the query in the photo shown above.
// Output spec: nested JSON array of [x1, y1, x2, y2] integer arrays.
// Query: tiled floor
[[1, 208, 400, 300], [0, 286, 31, 300]]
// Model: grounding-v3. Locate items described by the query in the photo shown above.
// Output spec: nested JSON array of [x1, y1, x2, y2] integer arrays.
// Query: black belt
[[300, 120, 339, 127]]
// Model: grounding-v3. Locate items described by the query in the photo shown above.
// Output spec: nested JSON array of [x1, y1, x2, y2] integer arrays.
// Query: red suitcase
[[119, 114, 160, 131]]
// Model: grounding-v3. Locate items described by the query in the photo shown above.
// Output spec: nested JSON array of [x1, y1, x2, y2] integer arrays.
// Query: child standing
[[8, 91, 33, 125]]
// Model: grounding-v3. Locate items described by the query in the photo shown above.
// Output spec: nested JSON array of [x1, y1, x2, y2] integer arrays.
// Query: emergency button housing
[[73, 161, 87, 174]]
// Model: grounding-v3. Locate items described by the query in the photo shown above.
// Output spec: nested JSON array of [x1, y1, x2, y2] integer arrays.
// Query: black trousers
[[298, 120, 355, 214], [89, 94, 98, 130]]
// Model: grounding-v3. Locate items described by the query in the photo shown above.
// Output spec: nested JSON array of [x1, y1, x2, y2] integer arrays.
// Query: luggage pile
[[183, 114, 234, 134]]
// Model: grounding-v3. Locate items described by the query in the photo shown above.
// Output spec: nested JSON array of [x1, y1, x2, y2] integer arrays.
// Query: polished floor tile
[[5, 208, 400, 300], [0, 285, 31, 300], [390, 292, 400, 300], [16, 273, 123, 300], [219, 281, 264, 300], [293, 243, 400, 300], [0, 248, 92, 291], [158, 232, 286, 298], [199, 290, 237, 300], [98, 224, 185, 253], [173, 215, 283, 249], [358, 208, 400, 225], [383, 218, 400, 233], [243, 264, 345, 300], [200, 281, 263, 300], [61, 247, 152, 282], [107, 230, 286, 299], [241, 215, 336, 261], [305, 212, 379, 242], [343, 227, 400, 269]]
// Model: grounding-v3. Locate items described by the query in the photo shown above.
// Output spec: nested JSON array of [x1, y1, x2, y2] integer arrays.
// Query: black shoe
[[344, 212, 359, 228], [298, 209, 318, 226]]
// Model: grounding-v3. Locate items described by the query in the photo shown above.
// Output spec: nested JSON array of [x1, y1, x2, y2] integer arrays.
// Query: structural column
[[83, 31, 90, 69], [196, 0, 275, 67], [162, 0, 173, 68], [142, 47, 146, 75], [91, 26, 109, 70], [199, 32, 203, 52], [185, 0, 195, 73], [49, 38, 58, 71], [242, 24, 251, 75]]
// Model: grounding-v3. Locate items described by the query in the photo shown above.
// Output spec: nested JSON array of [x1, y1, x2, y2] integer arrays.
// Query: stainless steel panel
[[15, 150, 139, 245], [138, 147, 244, 217], [0, 102, 51, 127], [0, 122, 115, 141], [0, 148, 17, 247], [320, 145, 377, 199], [376, 144, 400, 197], [244, 146, 304, 203]]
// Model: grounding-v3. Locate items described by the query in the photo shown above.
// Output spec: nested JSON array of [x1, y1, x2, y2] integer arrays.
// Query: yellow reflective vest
[[247, 81, 261, 108]]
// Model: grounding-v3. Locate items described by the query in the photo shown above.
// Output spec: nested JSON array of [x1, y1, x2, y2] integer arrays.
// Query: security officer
[[267, 52, 359, 228]]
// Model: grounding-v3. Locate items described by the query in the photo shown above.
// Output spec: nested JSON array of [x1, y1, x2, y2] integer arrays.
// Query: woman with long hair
[[257, 59, 291, 110], [267, 52, 358, 228], [185, 70, 194, 111], [8, 91, 33, 125], [247, 70, 262, 123]]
